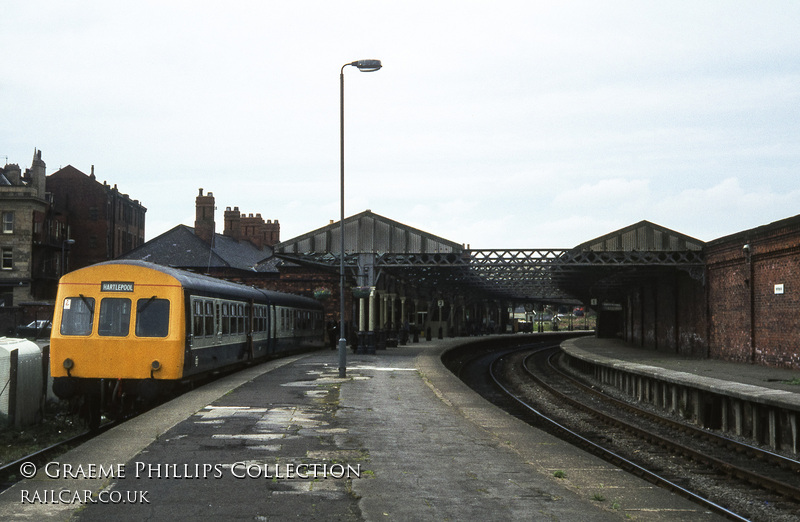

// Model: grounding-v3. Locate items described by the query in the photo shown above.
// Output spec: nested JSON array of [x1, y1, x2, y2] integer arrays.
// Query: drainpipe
[[744, 243, 755, 362]]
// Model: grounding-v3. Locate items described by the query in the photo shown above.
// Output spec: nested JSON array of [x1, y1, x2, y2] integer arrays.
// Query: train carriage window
[[193, 300, 204, 336], [255, 306, 264, 332], [221, 302, 230, 335], [98, 298, 131, 337], [136, 298, 170, 337], [60, 296, 95, 336], [205, 301, 214, 335], [229, 302, 237, 335]]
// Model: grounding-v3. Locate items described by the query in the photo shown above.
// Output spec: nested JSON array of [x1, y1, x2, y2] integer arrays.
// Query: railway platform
[[1, 335, 723, 521], [561, 337, 800, 454]]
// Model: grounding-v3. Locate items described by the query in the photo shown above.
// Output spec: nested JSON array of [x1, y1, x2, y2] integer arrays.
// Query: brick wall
[[47, 166, 146, 271], [706, 215, 800, 369]]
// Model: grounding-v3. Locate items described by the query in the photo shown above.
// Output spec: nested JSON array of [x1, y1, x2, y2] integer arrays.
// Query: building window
[[2, 212, 13, 233], [1, 248, 12, 270], [89, 207, 98, 221]]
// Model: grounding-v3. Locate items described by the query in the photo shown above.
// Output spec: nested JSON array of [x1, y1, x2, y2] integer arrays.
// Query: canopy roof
[[275, 214, 705, 305]]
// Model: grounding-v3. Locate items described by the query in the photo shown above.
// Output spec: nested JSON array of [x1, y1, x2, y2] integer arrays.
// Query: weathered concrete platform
[[1, 336, 722, 521], [562, 337, 800, 454]]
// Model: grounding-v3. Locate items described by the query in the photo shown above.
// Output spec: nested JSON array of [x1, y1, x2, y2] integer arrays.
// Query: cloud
[[654, 178, 800, 241], [3, 2, 799, 253]]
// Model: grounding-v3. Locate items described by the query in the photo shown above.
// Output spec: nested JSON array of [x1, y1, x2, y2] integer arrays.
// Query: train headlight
[[150, 360, 161, 379], [63, 358, 74, 370]]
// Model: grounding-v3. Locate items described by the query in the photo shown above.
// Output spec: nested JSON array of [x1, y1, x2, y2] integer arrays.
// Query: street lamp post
[[339, 59, 382, 378]]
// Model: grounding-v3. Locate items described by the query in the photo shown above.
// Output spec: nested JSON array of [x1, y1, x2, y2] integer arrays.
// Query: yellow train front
[[50, 260, 324, 427]]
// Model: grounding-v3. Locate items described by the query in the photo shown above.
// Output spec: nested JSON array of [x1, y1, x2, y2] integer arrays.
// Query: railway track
[[446, 341, 800, 521], [486, 345, 800, 522], [0, 421, 115, 490], [534, 349, 800, 498]]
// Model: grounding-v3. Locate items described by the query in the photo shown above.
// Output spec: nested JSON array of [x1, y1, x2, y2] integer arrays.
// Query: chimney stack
[[194, 188, 216, 244]]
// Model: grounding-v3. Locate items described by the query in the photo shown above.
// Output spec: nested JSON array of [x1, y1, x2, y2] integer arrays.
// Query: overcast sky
[[3, 1, 799, 249]]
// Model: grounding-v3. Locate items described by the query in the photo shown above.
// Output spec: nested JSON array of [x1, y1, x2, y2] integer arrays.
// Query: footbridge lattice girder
[[275, 247, 705, 305]]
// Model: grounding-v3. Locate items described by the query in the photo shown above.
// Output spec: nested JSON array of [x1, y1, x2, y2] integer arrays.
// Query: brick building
[[705, 214, 800, 369], [46, 165, 146, 272]]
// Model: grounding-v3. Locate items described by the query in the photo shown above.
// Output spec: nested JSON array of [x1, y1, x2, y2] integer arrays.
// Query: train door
[[269, 303, 276, 353], [246, 299, 254, 360]]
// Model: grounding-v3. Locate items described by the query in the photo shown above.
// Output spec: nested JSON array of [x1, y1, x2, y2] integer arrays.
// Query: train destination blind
[[101, 281, 135, 292]]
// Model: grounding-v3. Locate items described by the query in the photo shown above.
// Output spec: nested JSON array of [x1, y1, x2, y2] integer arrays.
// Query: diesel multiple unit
[[50, 260, 324, 426]]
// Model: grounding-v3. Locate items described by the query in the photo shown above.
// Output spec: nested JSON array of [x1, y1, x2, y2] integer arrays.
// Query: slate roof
[[118, 224, 278, 273]]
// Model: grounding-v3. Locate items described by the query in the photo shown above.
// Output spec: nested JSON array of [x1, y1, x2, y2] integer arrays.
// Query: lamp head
[[352, 59, 382, 72]]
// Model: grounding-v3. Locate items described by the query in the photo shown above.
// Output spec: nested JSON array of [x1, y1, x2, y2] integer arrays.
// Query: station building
[[121, 186, 800, 370]]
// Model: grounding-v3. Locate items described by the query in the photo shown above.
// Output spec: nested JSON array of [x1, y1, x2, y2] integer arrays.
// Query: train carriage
[[50, 260, 324, 425]]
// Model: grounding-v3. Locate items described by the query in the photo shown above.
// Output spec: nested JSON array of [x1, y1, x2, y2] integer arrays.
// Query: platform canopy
[[274, 212, 705, 305]]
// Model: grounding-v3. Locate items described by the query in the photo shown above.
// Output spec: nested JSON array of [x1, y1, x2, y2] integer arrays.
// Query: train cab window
[[98, 298, 131, 337], [136, 298, 170, 337], [60, 296, 95, 336]]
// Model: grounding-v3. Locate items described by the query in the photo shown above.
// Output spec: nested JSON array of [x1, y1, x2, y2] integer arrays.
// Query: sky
[[3, 1, 799, 249]]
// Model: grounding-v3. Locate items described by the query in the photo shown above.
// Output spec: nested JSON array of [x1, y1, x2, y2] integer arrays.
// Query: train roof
[[88, 260, 322, 309]]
